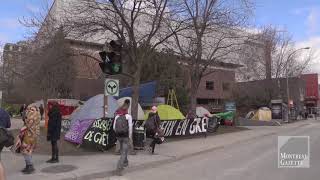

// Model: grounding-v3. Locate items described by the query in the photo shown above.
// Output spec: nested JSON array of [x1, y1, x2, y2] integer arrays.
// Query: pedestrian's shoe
[[46, 158, 54, 163], [23, 165, 35, 174], [124, 161, 129, 168], [21, 165, 28, 173], [51, 158, 59, 163]]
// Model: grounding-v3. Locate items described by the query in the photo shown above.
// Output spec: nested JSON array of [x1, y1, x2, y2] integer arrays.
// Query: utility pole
[[286, 47, 310, 122]]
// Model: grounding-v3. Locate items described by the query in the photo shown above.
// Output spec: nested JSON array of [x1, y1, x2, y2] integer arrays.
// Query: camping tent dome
[[117, 97, 145, 120], [145, 105, 185, 120], [70, 94, 119, 125], [196, 106, 213, 117]]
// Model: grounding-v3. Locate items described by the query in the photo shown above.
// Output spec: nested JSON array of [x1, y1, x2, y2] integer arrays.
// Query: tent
[[117, 97, 145, 120], [118, 81, 156, 105], [64, 119, 95, 144], [70, 94, 119, 125], [144, 105, 185, 120], [29, 100, 45, 108], [252, 107, 272, 121], [214, 111, 235, 120], [196, 106, 213, 117]]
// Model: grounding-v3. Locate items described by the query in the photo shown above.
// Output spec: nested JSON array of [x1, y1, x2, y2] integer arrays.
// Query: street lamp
[[286, 47, 310, 122]]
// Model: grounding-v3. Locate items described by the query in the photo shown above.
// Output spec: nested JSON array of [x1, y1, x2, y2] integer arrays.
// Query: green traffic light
[[112, 63, 121, 73]]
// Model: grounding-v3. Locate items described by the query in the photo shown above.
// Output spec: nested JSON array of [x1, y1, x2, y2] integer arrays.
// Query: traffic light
[[99, 40, 122, 75]]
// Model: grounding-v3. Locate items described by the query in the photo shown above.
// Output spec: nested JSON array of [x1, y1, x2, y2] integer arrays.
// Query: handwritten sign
[[81, 118, 116, 151]]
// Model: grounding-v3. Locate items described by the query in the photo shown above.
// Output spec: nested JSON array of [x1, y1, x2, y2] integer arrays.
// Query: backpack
[[0, 128, 14, 147], [114, 115, 129, 136], [145, 115, 157, 132]]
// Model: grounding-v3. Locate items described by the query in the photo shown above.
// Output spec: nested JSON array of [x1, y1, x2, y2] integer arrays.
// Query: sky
[[0, 0, 320, 72]]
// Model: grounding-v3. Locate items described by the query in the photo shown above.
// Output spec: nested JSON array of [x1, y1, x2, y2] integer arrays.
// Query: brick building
[[2, 0, 246, 107], [301, 73, 319, 114]]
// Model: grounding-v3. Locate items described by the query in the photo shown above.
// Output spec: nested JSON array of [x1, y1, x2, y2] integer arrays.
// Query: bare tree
[[17, 29, 77, 102], [57, 0, 186, 118], [237, 26, 313, 82], [165, 0, 253, 115]]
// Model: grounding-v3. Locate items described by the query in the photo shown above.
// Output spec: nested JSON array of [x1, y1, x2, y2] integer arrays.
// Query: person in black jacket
[[145, 106, 161, 154], [46, 103, 62, 163], [39, 104, 44, 121]]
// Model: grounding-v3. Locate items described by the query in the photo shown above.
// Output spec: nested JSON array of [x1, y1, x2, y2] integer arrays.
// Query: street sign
[[225, 101, 236, 112], [105, 79, 119, 96]]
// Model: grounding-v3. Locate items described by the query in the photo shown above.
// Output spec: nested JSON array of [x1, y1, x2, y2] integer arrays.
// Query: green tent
[[214, 111, 235, 120], [144, 105, 185, 120]]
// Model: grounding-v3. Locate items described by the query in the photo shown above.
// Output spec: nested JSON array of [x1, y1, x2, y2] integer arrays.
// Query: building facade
[[301, 73, 319, 114], [1, 41, 28, 103]]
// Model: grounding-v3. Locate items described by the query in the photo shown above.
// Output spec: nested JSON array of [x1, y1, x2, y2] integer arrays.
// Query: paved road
[[121, 120, 320, 180]]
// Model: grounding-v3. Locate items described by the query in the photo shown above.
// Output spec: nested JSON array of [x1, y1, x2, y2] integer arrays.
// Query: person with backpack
[[46, 103, 62, 163], [114, 99, 136, 155], [145, 106, 162, 154], [113, 100, 133, 176]]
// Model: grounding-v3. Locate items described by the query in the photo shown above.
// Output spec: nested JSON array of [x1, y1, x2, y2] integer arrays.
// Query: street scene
[[0, 0, 320, 180]]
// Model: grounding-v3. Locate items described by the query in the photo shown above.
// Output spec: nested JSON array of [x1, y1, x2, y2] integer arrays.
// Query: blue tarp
[[118, 81, 156, 104]]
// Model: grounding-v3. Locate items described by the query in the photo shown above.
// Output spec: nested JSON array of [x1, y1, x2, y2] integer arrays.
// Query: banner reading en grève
[[81, 117, 211, 151]]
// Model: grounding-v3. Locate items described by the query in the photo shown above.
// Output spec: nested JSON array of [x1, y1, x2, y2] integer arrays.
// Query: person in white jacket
[[113, 100, 133, 176]]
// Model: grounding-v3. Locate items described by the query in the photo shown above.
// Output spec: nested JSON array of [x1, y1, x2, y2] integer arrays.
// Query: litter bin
[[133, 127, 145, 150]]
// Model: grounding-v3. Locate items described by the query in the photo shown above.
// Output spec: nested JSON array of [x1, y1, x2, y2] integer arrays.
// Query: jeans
[[23, 154, 33, 165], [115, 139, 135, 154], [117, 137, 129, 170]]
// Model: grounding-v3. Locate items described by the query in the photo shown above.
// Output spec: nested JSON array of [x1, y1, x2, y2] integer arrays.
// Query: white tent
[[117, 97, 145, 120], [196, 106, 213, 117], [29, 100, 45, 108], [70, 94, 119, 125]]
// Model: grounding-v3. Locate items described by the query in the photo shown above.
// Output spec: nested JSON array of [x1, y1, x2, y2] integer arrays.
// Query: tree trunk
[[188, 70, 200, 118], [189, 87, 197, 116], [131, 62, 142, 120]]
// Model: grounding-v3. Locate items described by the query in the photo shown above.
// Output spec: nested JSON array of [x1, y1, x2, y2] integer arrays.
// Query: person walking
[[0, 108, 12, 158], [17, 106, 40, 174], [145, 106, 162, 154], [46, 103, 62, 163], [39, 104, 44, 121], [114, 99, 136, 155], [113, 100, 133, 176], [0, 108, 12, 180]]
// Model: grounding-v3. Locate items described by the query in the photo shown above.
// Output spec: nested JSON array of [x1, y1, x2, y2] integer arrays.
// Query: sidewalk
[[2, 120, 312, 180]]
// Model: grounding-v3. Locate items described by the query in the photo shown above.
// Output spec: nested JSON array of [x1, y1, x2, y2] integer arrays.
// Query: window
[[206, 81, 214, 90], [197, 99, 215, 105], [223, 82, 230, 91]]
